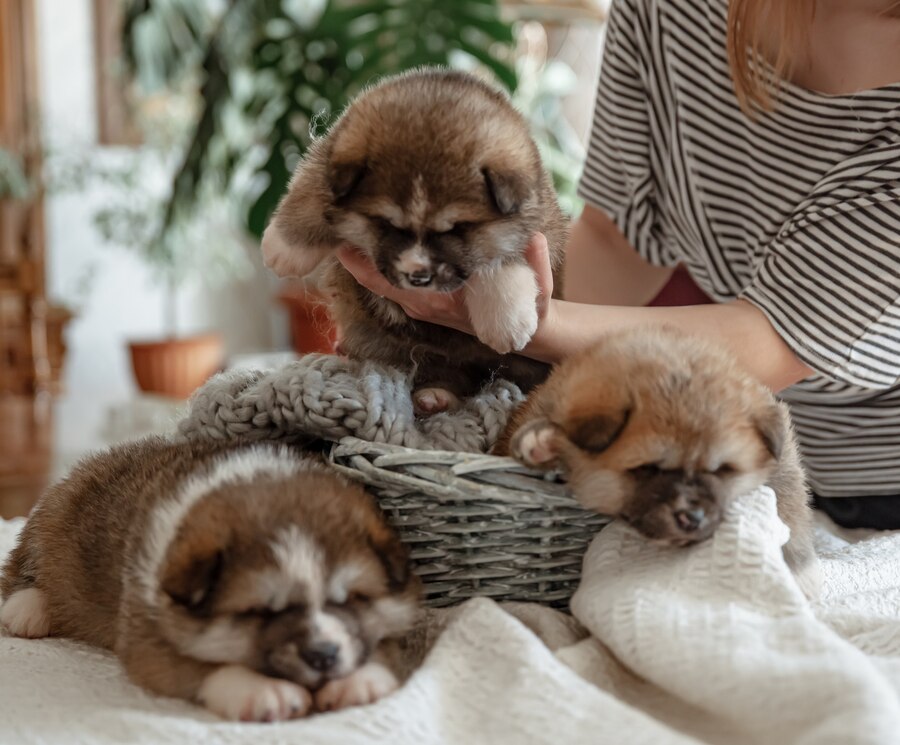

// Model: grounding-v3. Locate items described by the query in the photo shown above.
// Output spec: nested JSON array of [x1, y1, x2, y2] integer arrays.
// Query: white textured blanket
[[2, 487, 899, 744]]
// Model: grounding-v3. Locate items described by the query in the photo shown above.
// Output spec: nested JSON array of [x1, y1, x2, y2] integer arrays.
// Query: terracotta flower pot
[[276, 283, 338, 355], [128, 333, 224, 400]]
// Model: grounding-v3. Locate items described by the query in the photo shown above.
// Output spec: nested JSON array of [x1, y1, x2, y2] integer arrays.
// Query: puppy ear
[[328, 160, 366, 200], [161, 549, 224, 612], [510, 417, 564, 468], [754, 403, 786, 461], [482, 166, 531, 216], [566, 408, 631, 454], [367, 521, 411, 591]]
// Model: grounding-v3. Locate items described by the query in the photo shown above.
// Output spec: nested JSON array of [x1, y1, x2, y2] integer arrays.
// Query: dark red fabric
[[647, 266, 713, 307]]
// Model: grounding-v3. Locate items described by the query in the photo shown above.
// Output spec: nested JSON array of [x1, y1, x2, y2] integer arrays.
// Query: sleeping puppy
[[0, 438, 420, 721], [494, 326, 821, 599], [261, 67, 568, 415]]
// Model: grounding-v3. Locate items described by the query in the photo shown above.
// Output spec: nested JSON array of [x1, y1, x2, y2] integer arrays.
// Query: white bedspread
[[2, 487, 899, 744]]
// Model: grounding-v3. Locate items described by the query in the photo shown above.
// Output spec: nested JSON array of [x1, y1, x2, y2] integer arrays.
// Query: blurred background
[[0, 0, 609, 515]]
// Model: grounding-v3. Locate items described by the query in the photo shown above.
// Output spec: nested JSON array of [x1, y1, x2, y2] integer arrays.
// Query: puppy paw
[[315, 663, 398, 712], [0, 588, 51, 638], [510, 418, 559, 467], [413, 387, 461, 416], [465, 264, 539, 354], [261, 224, 332, 279], [199, 665, 312, 722]]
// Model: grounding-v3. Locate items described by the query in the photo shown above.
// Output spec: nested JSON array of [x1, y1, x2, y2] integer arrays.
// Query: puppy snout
[[405, 268, 433, 287], [674, 507, 706, 533], [301, 641, 340, 672]]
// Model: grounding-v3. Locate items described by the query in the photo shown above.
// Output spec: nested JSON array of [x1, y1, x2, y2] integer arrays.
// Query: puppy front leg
[[464, 262, 539, 354], [119, 640, 312, 722], [262, 139, 339, 279], [315, 643, 401, 712], [261, 223, 334, 279]]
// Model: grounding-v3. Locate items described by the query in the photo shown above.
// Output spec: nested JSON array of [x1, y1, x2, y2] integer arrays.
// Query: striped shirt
[[578, 0, 900, 497]]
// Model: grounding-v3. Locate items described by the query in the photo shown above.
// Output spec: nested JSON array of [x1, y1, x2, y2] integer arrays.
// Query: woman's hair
[[726, 0, 900, 114], [726, 0, 814, 113]]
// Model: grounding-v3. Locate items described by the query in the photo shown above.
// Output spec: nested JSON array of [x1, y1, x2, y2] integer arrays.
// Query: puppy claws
[[199, 665, 312, 722], [413, 388, 461, 416], [510, 419, 558, 466], [472, 302, 539, 355], [315, 663, 398, 712]]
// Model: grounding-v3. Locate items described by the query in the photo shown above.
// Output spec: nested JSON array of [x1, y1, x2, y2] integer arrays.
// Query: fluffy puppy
[[494, 327, 821, 599], [0, 438, 420, 721], [262, 67, 568, 414]]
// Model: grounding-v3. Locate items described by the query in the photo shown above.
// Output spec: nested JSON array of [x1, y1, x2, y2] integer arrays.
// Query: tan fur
[[495, 327, 820, 598], [0, 438, 420, 720], [264, 68, 568, 401]]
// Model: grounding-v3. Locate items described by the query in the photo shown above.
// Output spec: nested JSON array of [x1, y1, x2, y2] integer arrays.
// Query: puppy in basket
[[0, 438, 420, 721], [494, 326, 821, 599], [261, 67, 568, 415]]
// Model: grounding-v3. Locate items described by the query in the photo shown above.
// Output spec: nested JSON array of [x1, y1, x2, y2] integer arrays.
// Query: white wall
[[36, 0, 284, 400]]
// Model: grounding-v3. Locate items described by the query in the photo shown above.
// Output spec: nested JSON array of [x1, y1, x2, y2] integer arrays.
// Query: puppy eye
[[373, 216, 411, 236], [629, 463, 663, 477], [238, 606, 277, 620], [346, 591, 371, 604], [713, 464, 737, 477]]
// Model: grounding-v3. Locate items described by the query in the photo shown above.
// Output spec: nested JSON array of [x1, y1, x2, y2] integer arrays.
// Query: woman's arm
[[564, 205, 673, 306], [526, 298, 812, 391]]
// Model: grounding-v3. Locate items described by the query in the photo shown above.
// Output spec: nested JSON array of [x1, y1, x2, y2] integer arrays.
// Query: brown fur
[[266, 67, 568, 400], [1, 438, 420, 718], [495, 327, 820, 597]]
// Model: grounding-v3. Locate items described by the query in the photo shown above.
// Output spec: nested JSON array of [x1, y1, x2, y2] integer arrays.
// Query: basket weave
[[330, 437, 609, 608]]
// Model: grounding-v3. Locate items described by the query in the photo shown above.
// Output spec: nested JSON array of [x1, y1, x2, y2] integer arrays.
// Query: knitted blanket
[[178, 354, 524, 453], [3, 489, 900, 744]]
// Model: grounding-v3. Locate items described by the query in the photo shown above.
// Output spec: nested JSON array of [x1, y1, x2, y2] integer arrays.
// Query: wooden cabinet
[[0, 0, 55, 396]]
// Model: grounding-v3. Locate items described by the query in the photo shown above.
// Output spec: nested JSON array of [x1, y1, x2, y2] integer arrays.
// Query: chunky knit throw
[[177, 353, 524, 453]]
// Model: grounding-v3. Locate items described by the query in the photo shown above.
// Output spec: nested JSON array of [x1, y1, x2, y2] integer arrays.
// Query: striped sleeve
[[577, 0, 679, 267], [742, 150, 900, 390]]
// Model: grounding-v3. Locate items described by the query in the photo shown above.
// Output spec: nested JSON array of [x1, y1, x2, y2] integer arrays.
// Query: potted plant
[[83, 100, 255, 399]]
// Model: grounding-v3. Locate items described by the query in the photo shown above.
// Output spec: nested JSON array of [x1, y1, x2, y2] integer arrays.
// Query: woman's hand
[[335, 233, 555, 336]]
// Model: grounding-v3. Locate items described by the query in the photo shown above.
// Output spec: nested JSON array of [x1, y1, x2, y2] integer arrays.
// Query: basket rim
[[328, 436, 599, 510]]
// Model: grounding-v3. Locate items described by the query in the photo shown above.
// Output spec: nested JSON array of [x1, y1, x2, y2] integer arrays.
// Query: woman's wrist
[[523, 299, 584, 365]]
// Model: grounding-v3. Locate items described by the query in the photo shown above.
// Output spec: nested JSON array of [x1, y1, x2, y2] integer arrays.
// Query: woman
[[338, 0, 900, 528]]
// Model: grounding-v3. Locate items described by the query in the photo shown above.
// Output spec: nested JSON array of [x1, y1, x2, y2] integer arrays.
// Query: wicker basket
[[329, 437, 609, 608]]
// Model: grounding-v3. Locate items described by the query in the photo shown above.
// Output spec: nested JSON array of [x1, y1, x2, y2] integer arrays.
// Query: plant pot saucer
[[128, 332, 224, 400]]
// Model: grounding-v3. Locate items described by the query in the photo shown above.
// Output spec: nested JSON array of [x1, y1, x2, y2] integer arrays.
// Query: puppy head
[[154, 462, 419, 689], [318, 70, 542, 291], [511, 329, 785, 546]]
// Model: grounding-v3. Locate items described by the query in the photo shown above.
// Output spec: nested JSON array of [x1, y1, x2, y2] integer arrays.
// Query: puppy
[[0, 438, 420, 721], [261, 67, 568, 414], [494, 327, 821, 599]]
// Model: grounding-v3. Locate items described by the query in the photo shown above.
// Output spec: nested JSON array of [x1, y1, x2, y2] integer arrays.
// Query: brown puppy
[[0, 438, 420, 721], [495, 327, 821, 598], [262, 67, 568, 414]]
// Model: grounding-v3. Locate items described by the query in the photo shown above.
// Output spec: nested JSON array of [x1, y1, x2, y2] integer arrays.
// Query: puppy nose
[[674, 508, 706, 532], [405, 269, 433, 287], [301, 641, 340, 671]]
